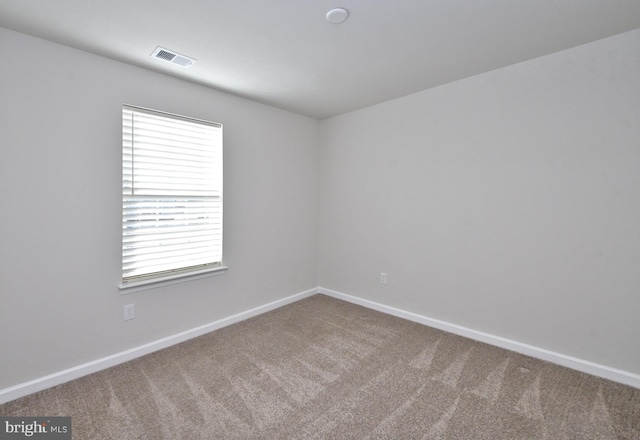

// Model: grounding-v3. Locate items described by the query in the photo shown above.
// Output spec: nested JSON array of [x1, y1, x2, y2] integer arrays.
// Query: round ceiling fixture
[[326, 8, 349, 24]]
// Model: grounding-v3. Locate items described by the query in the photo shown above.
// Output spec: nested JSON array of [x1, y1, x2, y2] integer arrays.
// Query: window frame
[[118, 105, 226, 293]]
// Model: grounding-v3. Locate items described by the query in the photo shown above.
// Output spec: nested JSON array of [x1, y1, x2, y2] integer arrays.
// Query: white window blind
[[122, 105, 223, 284]]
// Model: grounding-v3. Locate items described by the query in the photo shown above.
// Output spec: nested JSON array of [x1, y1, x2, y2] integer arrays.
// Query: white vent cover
[[151, 47, 196, 68]]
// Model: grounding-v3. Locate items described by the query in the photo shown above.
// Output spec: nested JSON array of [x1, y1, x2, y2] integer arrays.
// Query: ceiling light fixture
[[326, 8, 349, 24]]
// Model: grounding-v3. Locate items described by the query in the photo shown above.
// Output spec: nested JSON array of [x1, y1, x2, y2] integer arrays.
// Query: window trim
[[120, 104, 224, 291], [118, 265, 228, 294]]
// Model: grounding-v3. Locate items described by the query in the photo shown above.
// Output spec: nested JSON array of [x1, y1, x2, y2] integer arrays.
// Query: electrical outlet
[[380, 272, 388, 284], [124, 304, 135, 321]]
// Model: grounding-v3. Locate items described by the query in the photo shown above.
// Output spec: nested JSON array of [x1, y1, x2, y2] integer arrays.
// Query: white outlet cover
[[124, 304, 135, 320]]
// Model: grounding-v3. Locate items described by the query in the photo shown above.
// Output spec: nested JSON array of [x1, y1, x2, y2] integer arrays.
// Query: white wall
[[2, 24, 639, 393], [0, 28, 319, 390], [318, 29, 640, 375]]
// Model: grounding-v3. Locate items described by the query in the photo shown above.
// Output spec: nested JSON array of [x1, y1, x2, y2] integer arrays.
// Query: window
[[121, 105, 223, 288]]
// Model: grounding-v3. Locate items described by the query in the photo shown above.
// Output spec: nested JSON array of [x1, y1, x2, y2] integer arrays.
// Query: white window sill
[[119, 266, 228, 294]]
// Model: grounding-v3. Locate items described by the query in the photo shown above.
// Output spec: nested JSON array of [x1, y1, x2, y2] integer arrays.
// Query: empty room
[[1, 1, 639, 439]]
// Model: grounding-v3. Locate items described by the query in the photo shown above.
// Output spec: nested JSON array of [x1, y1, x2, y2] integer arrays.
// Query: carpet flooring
[[2, 294, 639, 439]]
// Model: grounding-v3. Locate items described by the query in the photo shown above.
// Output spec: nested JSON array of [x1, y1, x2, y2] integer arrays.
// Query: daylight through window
[[122, 105, 223, 285]]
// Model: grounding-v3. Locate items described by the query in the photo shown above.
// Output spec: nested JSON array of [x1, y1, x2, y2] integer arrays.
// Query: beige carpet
[[2, 294, 639, 439]]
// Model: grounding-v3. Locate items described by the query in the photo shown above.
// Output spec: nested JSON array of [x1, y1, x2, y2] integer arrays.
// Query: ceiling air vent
[[151, 47, 196, 68]]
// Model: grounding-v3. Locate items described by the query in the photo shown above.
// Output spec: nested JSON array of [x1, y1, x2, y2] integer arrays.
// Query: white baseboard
[[0, 288, 317, 404], [3, 286, 637, 404], [317, 287, 640, 389]]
